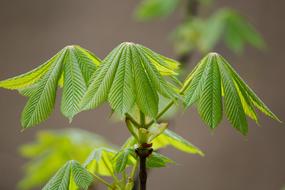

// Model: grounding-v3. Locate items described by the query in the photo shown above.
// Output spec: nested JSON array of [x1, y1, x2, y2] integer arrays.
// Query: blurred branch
[[178, 0, 200, 65]]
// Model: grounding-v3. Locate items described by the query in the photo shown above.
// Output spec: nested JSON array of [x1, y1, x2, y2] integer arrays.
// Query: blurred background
[[0, 0, 284, 189]]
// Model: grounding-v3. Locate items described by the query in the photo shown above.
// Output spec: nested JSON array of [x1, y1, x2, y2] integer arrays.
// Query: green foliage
[[42, 160, 93, 190], [174, 8, 265, 54], [80, 42, 179, 118], [113, 148, 136, 173], [0, 41, 280, 190], [152, 129, 204, 155], [18, 129, 112, 190], [0, 46, 100, 128], [135, 0, 180, 21], [83, 147, 117, 176], [183, 53, 280, 134], [146, 152, 174, 168]]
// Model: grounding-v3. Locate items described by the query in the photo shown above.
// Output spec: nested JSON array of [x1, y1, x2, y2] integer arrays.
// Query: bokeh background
[[0, 0, 284, 189]]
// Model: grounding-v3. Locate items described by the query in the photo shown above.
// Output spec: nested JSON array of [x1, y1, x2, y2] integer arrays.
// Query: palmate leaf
[[0, 45, 100, 129], [42, 160, 93, 190], [183, 53, 280, 135], [80, 42, 179, 118]]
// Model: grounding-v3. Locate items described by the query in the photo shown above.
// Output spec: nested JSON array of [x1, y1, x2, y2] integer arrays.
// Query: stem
[[139, 156, 147, 190], [145, 100, 175, 128], [178, 0, 200, 65], [92, 173, 114, 189], [130, 160, 139, 180], [125, 113, 140, 128], [140, 111, 146, 128]]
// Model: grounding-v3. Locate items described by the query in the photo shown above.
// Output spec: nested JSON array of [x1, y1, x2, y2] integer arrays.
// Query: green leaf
[[183, 53, 280, 135], [218, 57, 248, 134], [21, 50, 66, 128], [43, 160, 93, 190], [61, 46, 99, 120], [18, 129, 113, 190], [0, 54, 58, 90], [135, 0, 179, 21], [81, 42, 179, 118], [146, 152, 173, 168], [83, 148, 117, 176], [0, 45, 101, 128], [197, 55, 222, 129], [152, 129, 204, 156], [113, 148, 136, 173]]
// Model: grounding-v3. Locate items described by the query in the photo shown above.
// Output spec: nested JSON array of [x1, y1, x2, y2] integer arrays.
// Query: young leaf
[[0, 45, 101, 128], [42, 160, 93, 190], [146, 152, 174, 168], [81, 42, 179, 118], [152, 129, 204, 156], [113, 148, 136, 173], [61, 46, 99, 120], [0, 54, 59, 90], [21, 51, 66, 128], [183, 53, 280, 135], [83, 148, 117, 176]]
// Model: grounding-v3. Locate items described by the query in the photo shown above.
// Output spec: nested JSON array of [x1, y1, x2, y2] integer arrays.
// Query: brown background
[[0, 0, 284, 189]]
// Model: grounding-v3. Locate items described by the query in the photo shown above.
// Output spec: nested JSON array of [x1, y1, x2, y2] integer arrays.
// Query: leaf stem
[[92, 173, 114, 189], [130, 159, 139, 180], [125, 113, 140, 128], [140, 111, 146, 128]]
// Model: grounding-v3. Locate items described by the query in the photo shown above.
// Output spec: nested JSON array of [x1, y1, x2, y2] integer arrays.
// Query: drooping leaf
[[0, 45, 101, 128], [152, 129, 204, 156], [21, 51, 66, 128], [18, 128, 113, 190], [197, 55, 223, 128], [60, 46, 100, 120], [146, 152, 174, 168], [80, 42, 179, 118], [83, 148, 117, 176], [183, 53, 280, 135], [113, 148, 136, 173], [0, 54, 59, 90], [42, 160, 94, 190]]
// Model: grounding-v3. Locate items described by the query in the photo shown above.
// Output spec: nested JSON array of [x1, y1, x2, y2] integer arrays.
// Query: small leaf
[[148, 123, 168, 142], [146, 152, 173, 168], [83, 148, 117, 176], [113, 148, 136, 173], [152, 129, 204, 156], [43, 160, 93, 190]]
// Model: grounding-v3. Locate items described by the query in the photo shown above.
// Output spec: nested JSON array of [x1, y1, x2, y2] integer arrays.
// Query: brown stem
[[139, 156, 147, 190], [135, 145, 153, 190]]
